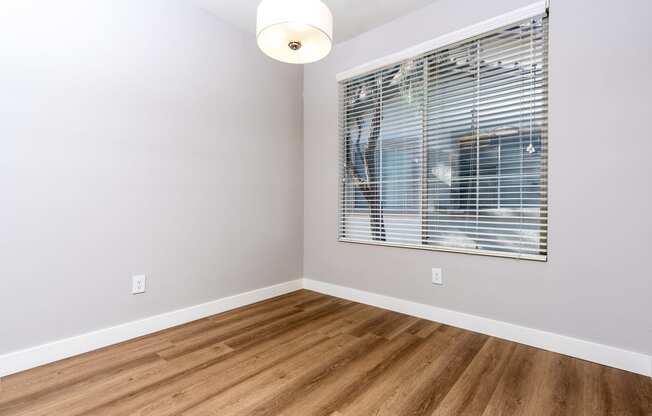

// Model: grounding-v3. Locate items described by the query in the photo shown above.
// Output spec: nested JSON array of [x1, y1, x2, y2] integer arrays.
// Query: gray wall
[[304, 0, 652, 355], [0, 0, 303, 354]]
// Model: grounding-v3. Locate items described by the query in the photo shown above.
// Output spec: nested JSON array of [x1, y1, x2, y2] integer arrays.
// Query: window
[[339, 13, 548, 260]]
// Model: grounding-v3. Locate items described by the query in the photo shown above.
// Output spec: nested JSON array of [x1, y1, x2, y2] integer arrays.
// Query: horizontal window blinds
[[339, 13, 549, 260]]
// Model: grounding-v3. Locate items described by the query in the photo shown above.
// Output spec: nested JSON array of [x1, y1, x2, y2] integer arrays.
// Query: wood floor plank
[[524, 353, 584, 416], [317, 304, 385, 337], [367, 312, 420, 340], [83, 295, 364, 416], [209, 333, 386, 416], [345, 309, 397, 338], [405, 318, 442, 338], [336, 324, 465, 416], [207, 290, 323, 325], [224, 299, 356, 350], [160, 296, 351, 361], [180, 333, 362, 416], [1, 344, 234, 416], [372, 331, 489, 416], [87, 329, 330, 416], [0, 354, 168, 416], [479, 344, 551, 416], [0, 338, 175, 406], [582, 361, 652, 416], [142, 290, 319, 351], [272, 332, 423, 416], [432, 337, 516, 416], [0, 290, 649, 416], [291, 293, 342, 311], [158, 305, 304, 359]]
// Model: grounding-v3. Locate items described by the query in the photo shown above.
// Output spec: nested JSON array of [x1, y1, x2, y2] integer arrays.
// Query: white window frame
[[337, 2, 549, 261]]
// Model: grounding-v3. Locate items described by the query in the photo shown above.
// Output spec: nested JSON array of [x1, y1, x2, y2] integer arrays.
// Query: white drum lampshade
[[256, 0, 333, 64]]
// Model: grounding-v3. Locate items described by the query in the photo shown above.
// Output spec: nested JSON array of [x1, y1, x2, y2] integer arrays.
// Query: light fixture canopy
[[256, 0, 333, 64]]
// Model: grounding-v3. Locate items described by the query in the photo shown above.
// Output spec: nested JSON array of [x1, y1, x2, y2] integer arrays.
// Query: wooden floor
[[1, 290, 650, 416]]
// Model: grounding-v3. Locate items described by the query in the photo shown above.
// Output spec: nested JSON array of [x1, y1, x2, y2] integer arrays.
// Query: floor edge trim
[[303, 278, 652, 377], [3, 278, 649, 378], [0, 279, 303, 377]]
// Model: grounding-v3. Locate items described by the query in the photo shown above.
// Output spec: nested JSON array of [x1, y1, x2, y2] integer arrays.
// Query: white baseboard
[[0, 279, 303, 377], [303, 278, 652, 377], [2, 277, 649, 378]]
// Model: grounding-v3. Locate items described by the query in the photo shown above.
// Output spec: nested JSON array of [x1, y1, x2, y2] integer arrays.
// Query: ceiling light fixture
[[256, 0, 333, 64]]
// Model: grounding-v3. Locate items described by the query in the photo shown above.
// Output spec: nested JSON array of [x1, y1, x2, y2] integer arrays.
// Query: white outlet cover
[[431, 268, 443, 285], [132, 275, 146, 294]]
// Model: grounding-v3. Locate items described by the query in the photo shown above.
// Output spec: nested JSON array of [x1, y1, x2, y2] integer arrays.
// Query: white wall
[[304, 0, 652, 356], [2, 0, 650, 364], [0, 0, 303, 354]]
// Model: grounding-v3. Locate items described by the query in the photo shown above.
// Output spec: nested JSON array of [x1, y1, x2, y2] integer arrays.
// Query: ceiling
[[191, 0, 438, 43]]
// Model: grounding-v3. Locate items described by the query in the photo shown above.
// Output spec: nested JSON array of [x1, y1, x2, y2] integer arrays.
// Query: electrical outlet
[[431, 268, 443, 285], [132, 275, 146, 294]]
